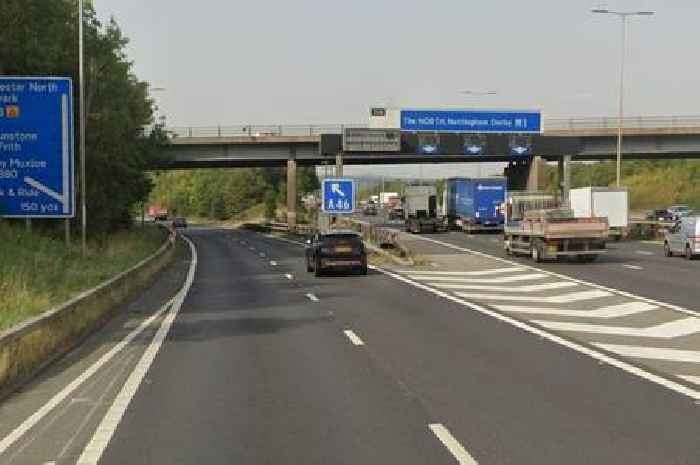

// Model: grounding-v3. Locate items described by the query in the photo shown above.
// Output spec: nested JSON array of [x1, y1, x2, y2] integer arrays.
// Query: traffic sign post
[[322, 178, 355, 214], [0, 77, 75, 218]]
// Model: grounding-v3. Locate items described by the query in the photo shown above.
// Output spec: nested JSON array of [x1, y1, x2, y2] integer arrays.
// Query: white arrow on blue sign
[[322, 178, 355, 214]]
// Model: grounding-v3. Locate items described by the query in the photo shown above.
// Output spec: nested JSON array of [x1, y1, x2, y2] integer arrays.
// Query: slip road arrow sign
[[0, 77, 75, 218], [322, 178, 354, 214]]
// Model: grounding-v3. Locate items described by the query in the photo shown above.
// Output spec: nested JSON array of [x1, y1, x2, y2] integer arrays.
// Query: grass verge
[[0, 222, 166, 331]]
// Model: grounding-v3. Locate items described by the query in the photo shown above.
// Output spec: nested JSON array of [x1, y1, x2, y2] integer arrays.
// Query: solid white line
[[269, 260, 278, 266], [454, 289, 610, 303], [428, 423, 479, 465], [285, 273, 294, 280], [370, 265, 700, 400], [403, 267, 524, 276], [76, 236, 198, 465], [679, 375, 700, 385], [636, 250, 654, 256], [623, 264, 643, 270], [343, 330, 365, 346], [411, 235, 700, 319], [493, 301, 658, 318], [431, 281, 578, 293], [407, 273, 549, 284], [306, 293, 319, 302], [263, 234, 305, 246], [534, 317, 700, 338], [595, 344, 700, 364], [0, 304, 176, 456]]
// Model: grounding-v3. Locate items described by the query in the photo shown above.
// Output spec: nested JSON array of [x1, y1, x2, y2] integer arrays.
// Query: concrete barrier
[[0, 229, 178, 398]]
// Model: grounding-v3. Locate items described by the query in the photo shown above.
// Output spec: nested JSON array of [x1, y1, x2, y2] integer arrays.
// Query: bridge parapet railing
[[545, 115, 700, 130]]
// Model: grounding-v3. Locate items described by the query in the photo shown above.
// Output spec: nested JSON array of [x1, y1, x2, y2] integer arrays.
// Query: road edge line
[[76, 235, 198, 465]]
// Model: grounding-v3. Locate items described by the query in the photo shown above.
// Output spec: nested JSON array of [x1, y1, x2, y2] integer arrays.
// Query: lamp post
[[78, 0, 87, 255], [591, 8, 654, 187]]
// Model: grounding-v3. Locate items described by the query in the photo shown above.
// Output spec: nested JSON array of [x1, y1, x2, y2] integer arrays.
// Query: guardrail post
[[188, 127, 192, 137], [287, 152, 297, 233], [309, 125, 314, 136], [278, 125, 283, 135], [217, 125, 221, 137]]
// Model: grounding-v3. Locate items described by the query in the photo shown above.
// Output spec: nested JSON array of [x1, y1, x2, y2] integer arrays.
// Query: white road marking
[[76, 236, 198, 465], [493, 301, 658, 319], [428, 423, 479, 465], [306, 293, 320, 302], [636, 250, 654, 256], [269, 260, 278, 266], [455, 289, 610, 303], [412, 235, 700, 319], [0, 296, 175, 457], [371, 265, 700, 400], [623, 264, 643, 270], [595, 344, 700, 364], [285, 273, 294, 280], [680, 375, 700, 385], [249, 246, 256, 251], [263, 234, 305, 246], [343, 330, 365, 346], [259, 252, 266, 258], [403, 267, 524, 277], [408, 273, 548, 284], [431, 281, 578, 293], [534, 317, 700, 338]]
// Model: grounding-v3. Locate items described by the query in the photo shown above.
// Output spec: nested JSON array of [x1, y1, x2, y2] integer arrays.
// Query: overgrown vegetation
[[1, 0, 166, 231], [546, 160, 700, 210], [0, 222, 165, 331], [149, 167, 320, 221]]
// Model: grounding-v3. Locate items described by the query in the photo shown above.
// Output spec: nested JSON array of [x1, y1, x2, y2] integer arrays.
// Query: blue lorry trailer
[[443, 177, 507, 233]]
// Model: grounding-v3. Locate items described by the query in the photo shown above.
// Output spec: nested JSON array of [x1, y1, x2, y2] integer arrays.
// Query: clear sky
[[95, 0, 696, 178]]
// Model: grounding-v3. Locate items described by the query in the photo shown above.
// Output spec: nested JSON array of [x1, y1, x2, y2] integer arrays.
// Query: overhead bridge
[[158, 115, 700, 169]]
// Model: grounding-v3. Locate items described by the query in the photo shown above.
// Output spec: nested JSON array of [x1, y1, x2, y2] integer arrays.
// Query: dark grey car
[[305, 231, 368, 276]]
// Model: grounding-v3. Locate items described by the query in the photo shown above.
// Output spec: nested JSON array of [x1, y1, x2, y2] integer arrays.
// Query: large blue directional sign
[[400, 109, 542, 134], [322, 178, 355, 214], [0, 77, 75, 218]]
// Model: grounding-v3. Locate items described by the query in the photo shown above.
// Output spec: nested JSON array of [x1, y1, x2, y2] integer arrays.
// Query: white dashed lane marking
[[428, 423, 479, 465], [285, 274, 294, 280], [306, 293, 319, 302], [623, 264, 643, 270], [343, 330, 365, 346]]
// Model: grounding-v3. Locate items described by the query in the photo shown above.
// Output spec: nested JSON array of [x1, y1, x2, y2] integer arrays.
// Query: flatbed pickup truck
[[503, 193, 609, 262]]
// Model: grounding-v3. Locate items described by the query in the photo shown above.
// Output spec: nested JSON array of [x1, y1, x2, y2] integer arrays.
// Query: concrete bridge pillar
[[504, 156, 548, 192], [335, 152, 344, 177], [558, 155, 572, 203], [526, 156, 547, 191], [287, 155, 297, 232]]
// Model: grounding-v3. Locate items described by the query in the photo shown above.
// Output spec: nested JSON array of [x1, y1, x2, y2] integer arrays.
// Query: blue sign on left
[[0, 77, 74, 218], [322, 178, 354, 214]]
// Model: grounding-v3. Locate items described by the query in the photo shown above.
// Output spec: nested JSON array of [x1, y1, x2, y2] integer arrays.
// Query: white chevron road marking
[[595, 344, 700, 363], [455, 289, 611, 303], [403, 267, 525, 277], [431, 281, 578, 293], [406, 273, 549, 284], [535, 317, 700, 338], [492, 301, 658, 318], [679, 375, 700, 385]]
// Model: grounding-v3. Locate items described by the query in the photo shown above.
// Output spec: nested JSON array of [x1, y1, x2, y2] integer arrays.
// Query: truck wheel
[[664, 242, 673, 257], [531, 243, 543, 263], [685, 245, 694, 260]]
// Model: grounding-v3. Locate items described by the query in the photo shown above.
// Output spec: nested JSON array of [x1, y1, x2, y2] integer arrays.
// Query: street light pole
[[78, 0, 87, 255], [591, 9, 654, 187]]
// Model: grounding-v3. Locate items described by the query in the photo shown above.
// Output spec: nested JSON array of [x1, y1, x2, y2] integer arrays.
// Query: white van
[[664, 216, 700, 259]]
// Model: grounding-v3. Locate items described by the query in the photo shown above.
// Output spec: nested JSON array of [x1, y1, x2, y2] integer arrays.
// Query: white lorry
[[569, 187, 628, 240], [403, 185, 444, 233]]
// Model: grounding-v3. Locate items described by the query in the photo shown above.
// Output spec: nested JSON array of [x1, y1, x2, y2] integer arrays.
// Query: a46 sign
[[322, 178, 355, 214]]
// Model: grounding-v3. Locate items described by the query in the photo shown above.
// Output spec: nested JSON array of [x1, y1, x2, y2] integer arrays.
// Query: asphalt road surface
[[1, 226, 699, 464]]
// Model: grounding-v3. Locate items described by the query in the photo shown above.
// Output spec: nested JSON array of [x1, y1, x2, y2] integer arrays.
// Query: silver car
[[664, 216, 700, 260]]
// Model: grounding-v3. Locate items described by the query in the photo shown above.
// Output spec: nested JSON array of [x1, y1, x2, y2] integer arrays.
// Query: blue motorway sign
[[0, 77, 74, 218], [322, 178, 355, 214], [400, 109, 542, 134]]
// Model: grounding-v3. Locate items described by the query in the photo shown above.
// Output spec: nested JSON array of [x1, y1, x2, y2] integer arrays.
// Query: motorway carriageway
[[0, 226, 698, 464]]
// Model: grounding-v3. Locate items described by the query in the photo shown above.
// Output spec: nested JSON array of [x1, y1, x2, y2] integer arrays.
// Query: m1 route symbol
[[0, 77, 75, 218]]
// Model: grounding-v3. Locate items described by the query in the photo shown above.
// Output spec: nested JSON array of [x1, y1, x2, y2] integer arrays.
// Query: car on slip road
[[305, 230, 367, 276], [664, 216, 700, 260], [172, 217, 188, 229], [646, 208, 675, 222]]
